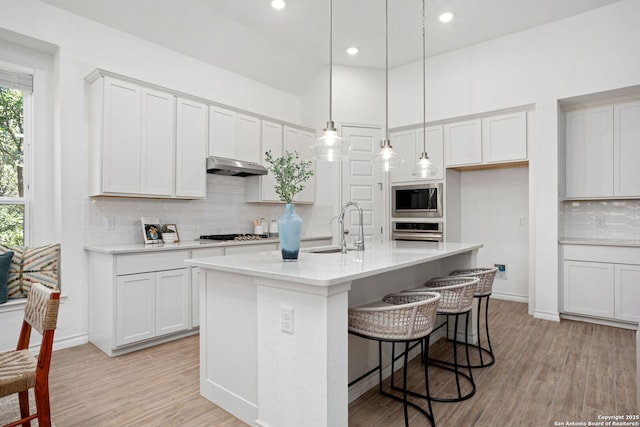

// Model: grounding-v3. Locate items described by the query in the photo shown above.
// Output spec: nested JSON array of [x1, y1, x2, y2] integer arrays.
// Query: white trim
[[52, 333, 89, 351], [533, 310, 560, 322], [490, 292, 528, 304], [0, 293, 67, 314], [560, 313, 639, 330]]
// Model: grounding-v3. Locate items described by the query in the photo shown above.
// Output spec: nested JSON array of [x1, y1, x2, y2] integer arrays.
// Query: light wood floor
[[39, 300, 637, 426]]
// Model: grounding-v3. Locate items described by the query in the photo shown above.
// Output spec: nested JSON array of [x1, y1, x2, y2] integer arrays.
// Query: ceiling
[[41, 0, 620, 95]]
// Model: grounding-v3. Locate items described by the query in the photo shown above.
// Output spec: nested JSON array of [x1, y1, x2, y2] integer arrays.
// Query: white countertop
[[559, 237, 640, 248], [185, 240, 483, 287], [84, 235, 331, 255]]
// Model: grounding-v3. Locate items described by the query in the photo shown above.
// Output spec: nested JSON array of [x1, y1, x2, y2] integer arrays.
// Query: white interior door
[[341, 125, 385, 244]]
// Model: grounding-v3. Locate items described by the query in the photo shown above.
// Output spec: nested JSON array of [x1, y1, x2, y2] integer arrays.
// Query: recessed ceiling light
[[346, 47, 359, 56], [271, 0, 286, 10], [439, 12, 454, 23]]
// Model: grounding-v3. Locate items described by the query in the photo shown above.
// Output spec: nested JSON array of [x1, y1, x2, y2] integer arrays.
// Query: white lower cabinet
[[561, 244, 640, 324], [116, 272, 156, 346], [615, 264, 640, 323], [116, 268, 189, 346], [562, 261, 614, 318], [88, 250, 195, 356], [88, 239, 332, 356]]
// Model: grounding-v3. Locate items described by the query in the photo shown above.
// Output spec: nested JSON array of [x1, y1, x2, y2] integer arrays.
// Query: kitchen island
[[185, 240, 483, 427]]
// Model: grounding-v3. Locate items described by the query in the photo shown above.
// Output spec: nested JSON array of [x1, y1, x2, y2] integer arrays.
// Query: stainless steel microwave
[[391, 183, 443, 218]]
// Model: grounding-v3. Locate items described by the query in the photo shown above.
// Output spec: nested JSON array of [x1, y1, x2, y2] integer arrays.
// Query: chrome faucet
[[338, 201, 365, 254]]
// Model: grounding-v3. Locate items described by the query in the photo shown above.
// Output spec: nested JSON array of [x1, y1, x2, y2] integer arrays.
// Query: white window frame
[[0, 80, 32, 246]]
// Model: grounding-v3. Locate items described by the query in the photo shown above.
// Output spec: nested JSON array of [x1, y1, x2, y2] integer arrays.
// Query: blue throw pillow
[[0, 251, 14, 304]]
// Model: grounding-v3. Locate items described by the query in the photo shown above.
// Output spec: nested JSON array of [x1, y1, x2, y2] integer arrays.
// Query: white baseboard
[[560, 313, 639, 330], [53, 333, 89, 351], [533, 310, 560, 322], [490, 293, 528, 304]]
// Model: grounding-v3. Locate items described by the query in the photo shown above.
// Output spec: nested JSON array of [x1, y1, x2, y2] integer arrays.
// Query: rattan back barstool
[[449, 267, 498, 368], [348, 292, 441, 427], [404, 276, 479, 403]]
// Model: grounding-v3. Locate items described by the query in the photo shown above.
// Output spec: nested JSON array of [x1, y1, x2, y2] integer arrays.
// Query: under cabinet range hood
[[206, 157, 268, 177]]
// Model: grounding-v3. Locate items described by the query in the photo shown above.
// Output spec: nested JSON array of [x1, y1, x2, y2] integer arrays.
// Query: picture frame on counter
[[141, 217, 163, 244], [161, 224, 180, 243]]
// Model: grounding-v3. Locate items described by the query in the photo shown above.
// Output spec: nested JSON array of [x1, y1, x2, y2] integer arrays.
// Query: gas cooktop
[[199, 234, 266, 241]]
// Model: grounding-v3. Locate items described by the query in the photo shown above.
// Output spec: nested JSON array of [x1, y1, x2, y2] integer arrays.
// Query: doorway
[[340, 125, 386, 244]]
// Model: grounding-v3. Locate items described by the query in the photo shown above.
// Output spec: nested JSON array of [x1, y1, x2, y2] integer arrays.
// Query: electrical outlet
[[103, 216, 115, 230], [281, 307, 294, 334], [517, 216, 525, 226], [494, 263, 507, 280]]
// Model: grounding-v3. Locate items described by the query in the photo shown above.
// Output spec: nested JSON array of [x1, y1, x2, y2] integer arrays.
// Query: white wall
[[0, 0, 307, 351], [301, 65, 385, 241], [388, 0, 640, 320], [460, 168, 529, 301]]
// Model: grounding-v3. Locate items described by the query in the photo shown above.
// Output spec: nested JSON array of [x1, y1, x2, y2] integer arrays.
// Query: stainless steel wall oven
[[392, 222, 444, 242]]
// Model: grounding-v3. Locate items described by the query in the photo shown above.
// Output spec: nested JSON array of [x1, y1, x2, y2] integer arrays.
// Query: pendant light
[[312, 0, 350, 161], [411, 0, 438, 178], [372, 0, 403, 172]]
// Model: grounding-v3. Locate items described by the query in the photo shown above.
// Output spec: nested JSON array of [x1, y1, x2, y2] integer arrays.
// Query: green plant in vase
[[264, 150, 314, 261]]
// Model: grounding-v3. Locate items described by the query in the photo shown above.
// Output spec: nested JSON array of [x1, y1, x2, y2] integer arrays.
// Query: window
[[0, 70, 32, 246]]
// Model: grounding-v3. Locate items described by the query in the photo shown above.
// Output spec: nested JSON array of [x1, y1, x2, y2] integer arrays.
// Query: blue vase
[[278, 203, 303, 261]]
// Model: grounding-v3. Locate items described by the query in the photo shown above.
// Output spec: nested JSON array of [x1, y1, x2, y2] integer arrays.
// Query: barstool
[[404, 276, 479, 403], [348, 292, 441, 427], [449, 267, 498, 368]]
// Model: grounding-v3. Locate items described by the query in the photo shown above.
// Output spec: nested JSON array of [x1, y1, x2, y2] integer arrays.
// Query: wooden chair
[[0, 283, 60, 427]]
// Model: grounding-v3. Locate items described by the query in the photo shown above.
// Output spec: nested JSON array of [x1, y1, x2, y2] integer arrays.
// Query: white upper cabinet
[[208, 107, 261, 164], [389, 130, 416, 183], [237, 114, 261, 163], [444, 111, 528, 169], [482, 111, 527, 163], [176, 98, 207, 199], [565, 105, 614, 198], [99, 77, 142, 195], [208, 106, 237, 159], [390, 125, 444, 183], [565, 100, 640, 199], [284, 126, 315, 204], [246, 120, 282, 203], [444, 119, 482, 167], [140, 87, 175, 196], [613, 100, 640, 197], [246, 123, 315, 203], [90, 75, 209, 199]]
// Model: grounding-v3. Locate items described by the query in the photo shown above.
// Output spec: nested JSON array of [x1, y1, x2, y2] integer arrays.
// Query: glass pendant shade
[[312, 121, 349, 161], [313, 0, 350, 161], [373, 140, 403, 172], [371, 0, 402, 172], [411, 151, 438, 178]]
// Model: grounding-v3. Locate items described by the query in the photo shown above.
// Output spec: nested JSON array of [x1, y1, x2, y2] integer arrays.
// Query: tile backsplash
[[84, 175, 335, 246], [560, 199, 640, 240]]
